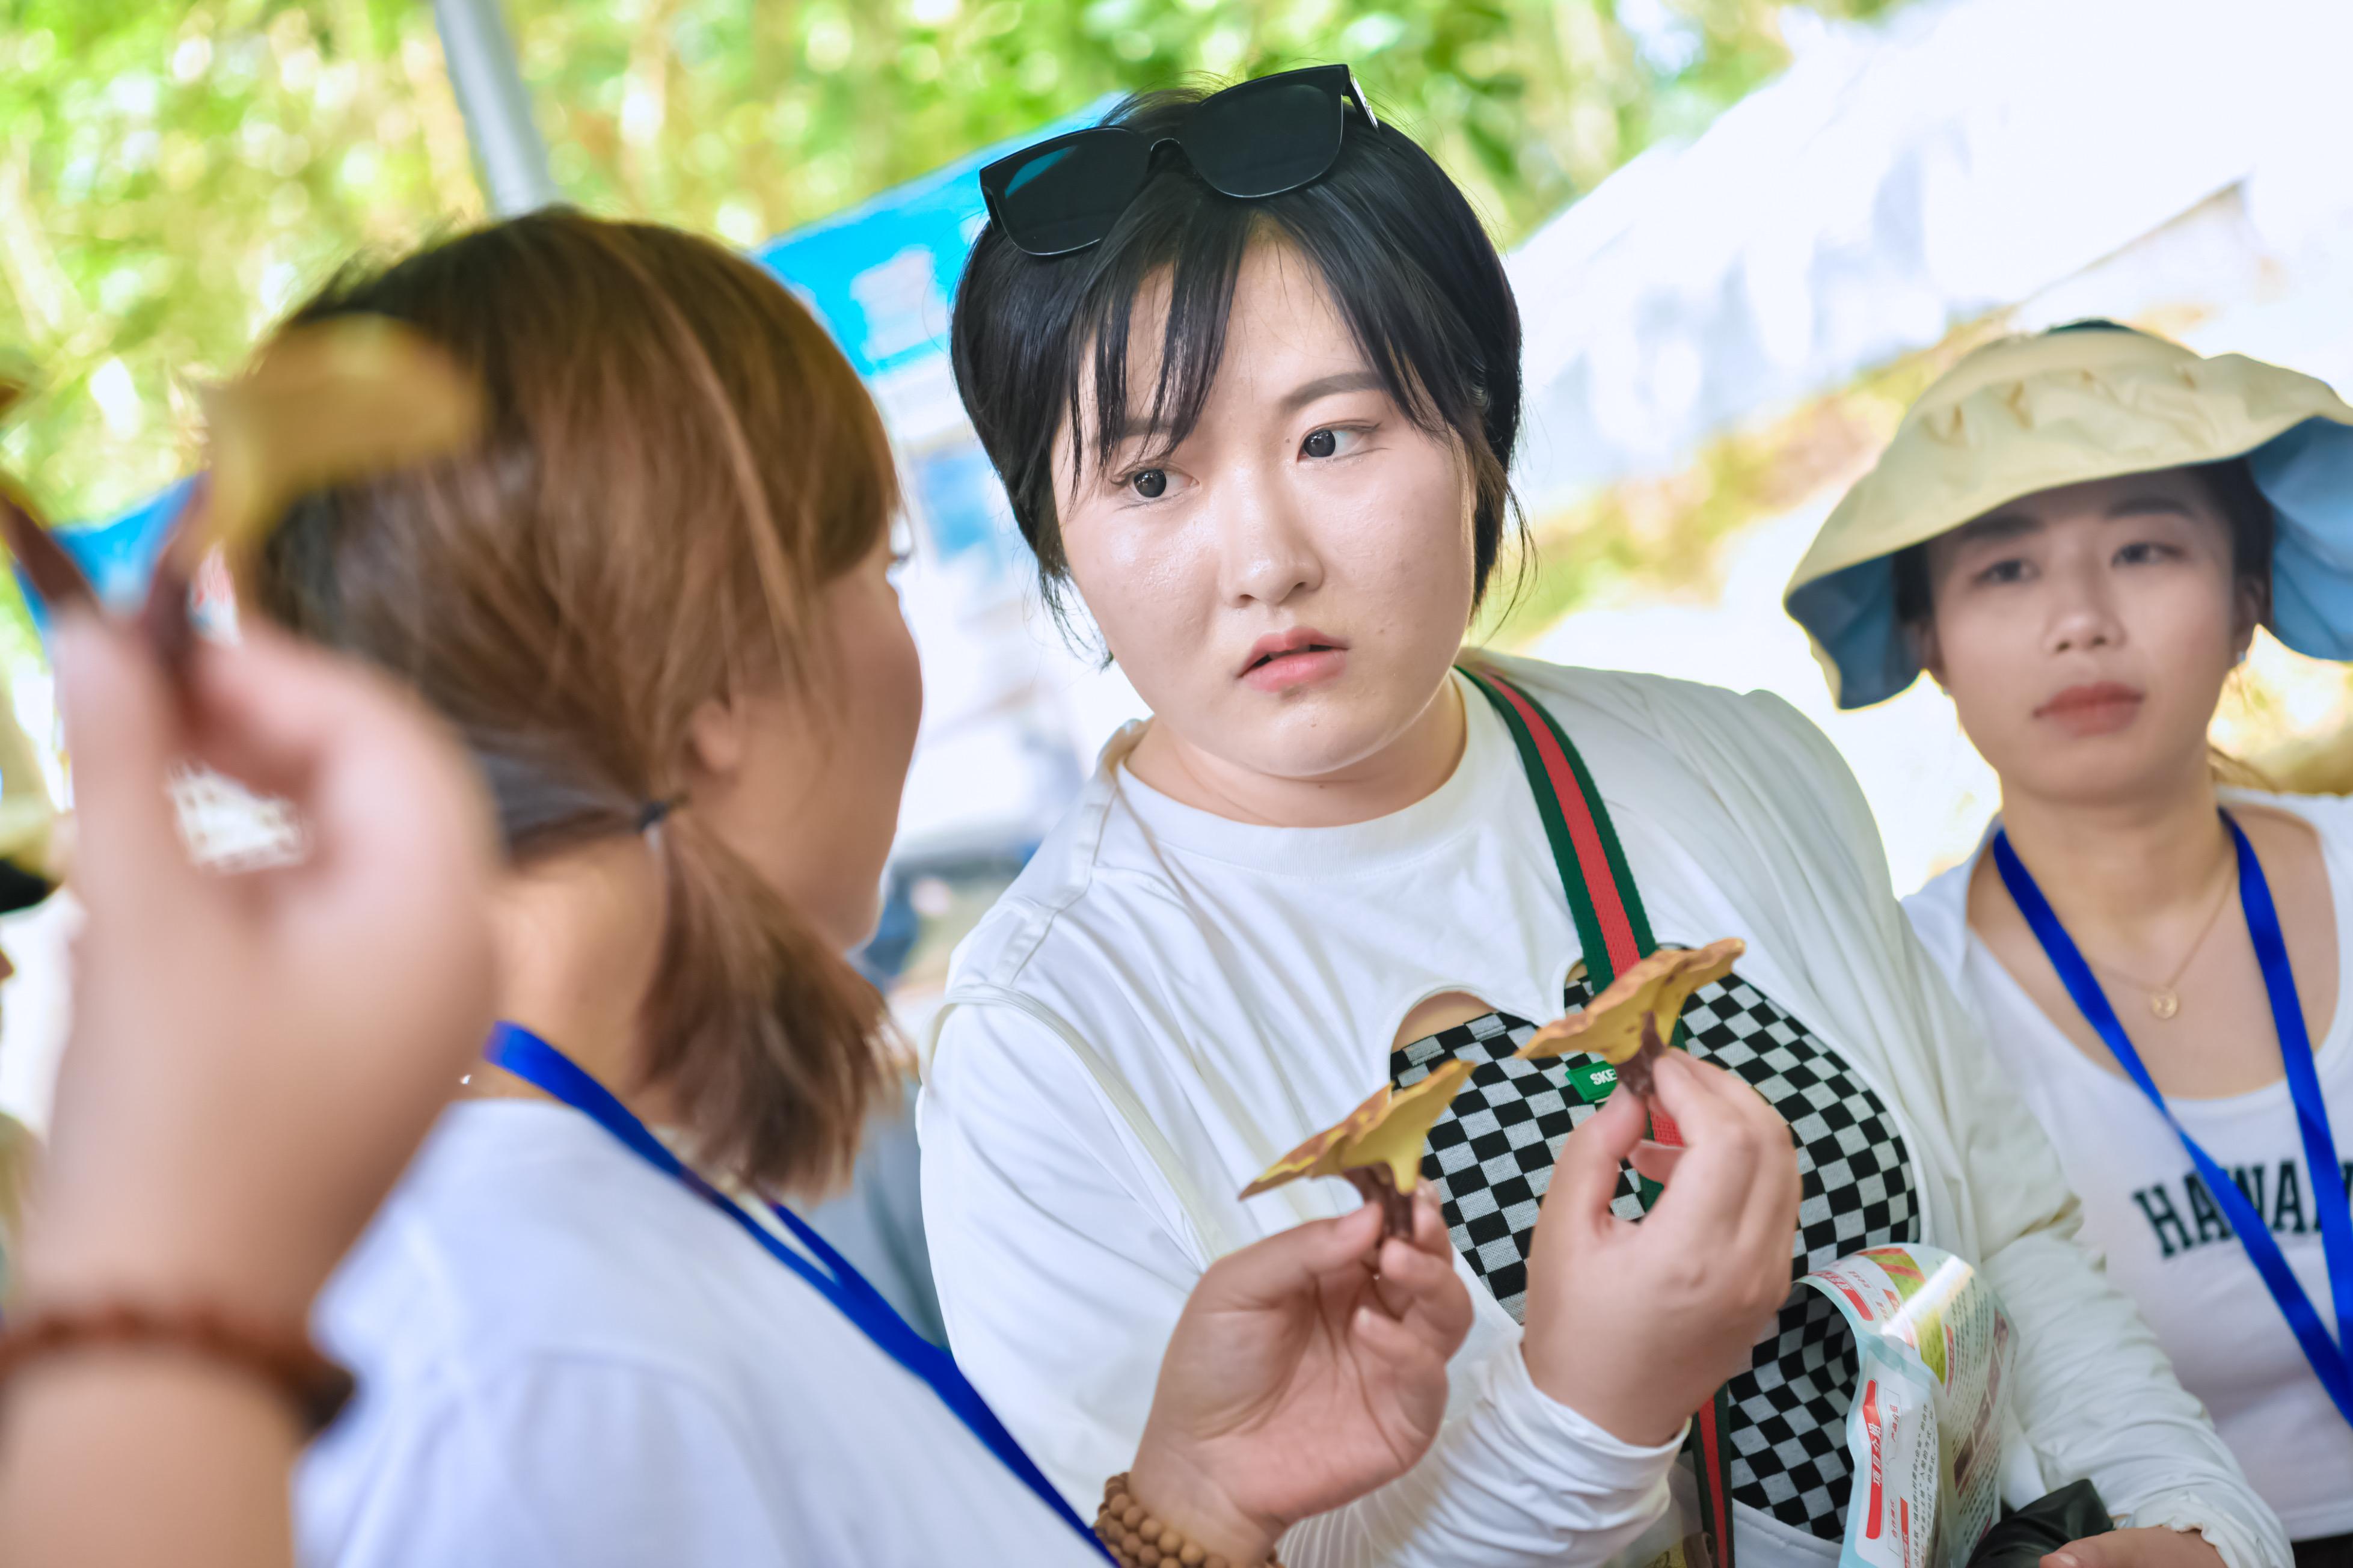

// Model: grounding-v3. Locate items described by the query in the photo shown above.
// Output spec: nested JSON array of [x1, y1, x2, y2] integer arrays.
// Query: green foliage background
[[0, 0, 1910, 697], [3, 0, 1908, 535]]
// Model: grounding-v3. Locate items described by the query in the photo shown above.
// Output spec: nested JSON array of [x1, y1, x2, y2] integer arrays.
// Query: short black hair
[[949, 83, 1524, 624], [1893, 456, 2277, 624]]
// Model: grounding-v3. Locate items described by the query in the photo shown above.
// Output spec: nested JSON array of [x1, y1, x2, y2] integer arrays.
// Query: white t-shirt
[[1906, 789, 2353, 1542], [296, 1100, 1101, 1568], [921, 657, 2286, 1568]]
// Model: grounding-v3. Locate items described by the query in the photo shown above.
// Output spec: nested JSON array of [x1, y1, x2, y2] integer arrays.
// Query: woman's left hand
[[2046, 1528, 2229, 1568], [23, 614, 499, 1331], [1125, 1186, 1472, 1564]]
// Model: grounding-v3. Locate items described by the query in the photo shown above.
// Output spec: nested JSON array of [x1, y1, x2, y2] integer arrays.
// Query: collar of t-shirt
[[1102, 670, 1762, 1036], [1109, 671, 1520, 875]]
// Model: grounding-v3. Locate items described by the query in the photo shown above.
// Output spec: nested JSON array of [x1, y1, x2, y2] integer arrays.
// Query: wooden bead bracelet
[[0, 1300, 354, 1436], [1094, 1472, 1284, 1568]]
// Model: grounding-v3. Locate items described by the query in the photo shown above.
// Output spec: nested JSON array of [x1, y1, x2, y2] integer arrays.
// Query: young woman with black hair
[[1789, 323, 2353, 1567], [925, 72, 2286, 1568]]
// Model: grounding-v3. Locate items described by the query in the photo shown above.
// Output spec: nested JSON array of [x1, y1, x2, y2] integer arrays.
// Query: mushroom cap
[[1239, 1058, 1474, 1200], [1517, 937, 1745, 1066]]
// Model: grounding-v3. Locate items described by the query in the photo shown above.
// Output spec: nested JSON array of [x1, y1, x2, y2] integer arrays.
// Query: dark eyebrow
[[1277, 369, 1386, 416], [1106, 369, 1387, 448], [1944, 491, 2200, 551], [2105, 494, 2197, 521], [1103, 408, 1170, 447], [1947, 510, 2043, 547]]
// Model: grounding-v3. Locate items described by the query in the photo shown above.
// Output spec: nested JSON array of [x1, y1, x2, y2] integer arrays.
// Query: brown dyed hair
[[253, 210, 899, 1198]]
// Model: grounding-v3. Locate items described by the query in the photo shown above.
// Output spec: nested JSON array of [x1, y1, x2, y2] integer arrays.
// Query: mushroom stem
[[1616, 1012, 1669, 1102], [1343, 1165, 1417, 1239]]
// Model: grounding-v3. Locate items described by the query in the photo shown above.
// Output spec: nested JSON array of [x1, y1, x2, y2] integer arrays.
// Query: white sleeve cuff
[[1278, 1344, 1689, 1568], [2121, 1490, 2292, 1568], [1487, 1345, 1692, 1476]]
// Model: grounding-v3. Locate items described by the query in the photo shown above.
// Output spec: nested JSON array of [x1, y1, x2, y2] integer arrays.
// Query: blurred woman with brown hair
[[244, 210, 1472, 1568]]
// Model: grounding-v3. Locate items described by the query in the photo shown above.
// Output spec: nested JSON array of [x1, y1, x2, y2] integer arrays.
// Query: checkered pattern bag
[[1392, 969, 1920, 1542]]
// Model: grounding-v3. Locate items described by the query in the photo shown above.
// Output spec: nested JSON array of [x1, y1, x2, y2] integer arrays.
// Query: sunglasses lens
[[1185, 77, 1345, 198], [992, 132, 1152, 256]]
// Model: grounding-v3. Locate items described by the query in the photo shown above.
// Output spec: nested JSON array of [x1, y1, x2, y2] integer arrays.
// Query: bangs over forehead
[[951, 85, 1524, 616], [1071, 195, 1453, 476]]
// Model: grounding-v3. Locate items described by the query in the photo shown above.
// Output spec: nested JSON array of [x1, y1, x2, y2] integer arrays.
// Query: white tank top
[[1904, 790, 2353, 1542]]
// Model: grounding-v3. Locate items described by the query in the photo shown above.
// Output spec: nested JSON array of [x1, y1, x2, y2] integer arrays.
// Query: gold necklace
[[2082, 857, 2239, 1020]]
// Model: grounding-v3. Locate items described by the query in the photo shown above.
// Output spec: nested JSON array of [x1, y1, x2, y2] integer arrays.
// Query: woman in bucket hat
[[1788, 323, 2353, 1565]]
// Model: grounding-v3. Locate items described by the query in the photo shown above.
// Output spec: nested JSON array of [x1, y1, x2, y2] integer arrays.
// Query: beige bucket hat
[[1785, 322, 2353, 708]]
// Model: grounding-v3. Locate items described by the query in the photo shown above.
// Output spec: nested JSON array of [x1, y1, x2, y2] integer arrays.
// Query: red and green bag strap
[[1460, 664, 1654, 986], [1459, 661, 1739, 1568]]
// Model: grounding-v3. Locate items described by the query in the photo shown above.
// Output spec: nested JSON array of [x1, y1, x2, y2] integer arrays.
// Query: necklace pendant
[[2150, 990, 2181, 1021]]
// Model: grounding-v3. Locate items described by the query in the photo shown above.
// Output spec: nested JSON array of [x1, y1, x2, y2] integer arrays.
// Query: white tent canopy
[[1513, 0, 2353, 898], [1508, 0, 2353, 513]]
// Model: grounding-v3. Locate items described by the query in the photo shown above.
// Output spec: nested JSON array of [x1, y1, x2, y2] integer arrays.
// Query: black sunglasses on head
[[979, 64, 1379, 258]]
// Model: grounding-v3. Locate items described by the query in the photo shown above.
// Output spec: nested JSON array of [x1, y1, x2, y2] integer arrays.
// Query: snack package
[[1801, 1245, 2014, 1568]]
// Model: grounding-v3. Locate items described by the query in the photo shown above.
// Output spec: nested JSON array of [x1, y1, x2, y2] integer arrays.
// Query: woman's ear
[[684, 691, 749, 785], [1907, 617, 1948, 691], [2231, 574, 2269, 664]]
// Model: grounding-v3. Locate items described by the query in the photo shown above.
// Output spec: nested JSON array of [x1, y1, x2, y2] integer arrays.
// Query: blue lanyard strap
[[1991, 817, 2353, 1428], [485, 1023, 1111, 1559]]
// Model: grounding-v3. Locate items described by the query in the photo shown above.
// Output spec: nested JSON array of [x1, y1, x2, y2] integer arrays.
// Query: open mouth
[[1246, 641, 1343, 674], [1239, 626, 1351, 691]]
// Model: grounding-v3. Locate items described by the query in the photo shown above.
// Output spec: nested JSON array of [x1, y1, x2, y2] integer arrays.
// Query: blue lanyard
[[484, 1023, 1111, 1560], [1991, 816, 2353, 1429]]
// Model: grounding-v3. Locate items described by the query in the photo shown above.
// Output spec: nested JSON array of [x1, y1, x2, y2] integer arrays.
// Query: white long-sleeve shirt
[[1906, 791, 2353, 1542], [296, 1101, 1101, 1567], [919, 656, 2289, 1568]]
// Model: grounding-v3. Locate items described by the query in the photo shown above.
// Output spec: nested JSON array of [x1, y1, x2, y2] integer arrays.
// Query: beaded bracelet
[[0, 1300, 355, 1436], [1094, 1472, 1285, 1568]]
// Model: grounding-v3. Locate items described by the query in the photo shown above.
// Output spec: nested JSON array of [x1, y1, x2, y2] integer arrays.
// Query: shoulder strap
[[1460, 664, 1656, 987], [1458, 661, 1740, 1568]]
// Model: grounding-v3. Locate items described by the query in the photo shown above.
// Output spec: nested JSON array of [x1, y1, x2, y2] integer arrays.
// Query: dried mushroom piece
[[144, 315, 488, 663], [1515, 937, 1744, 1100], [1239, 1058, 1474, 1236], [195, 315, 485, 568]]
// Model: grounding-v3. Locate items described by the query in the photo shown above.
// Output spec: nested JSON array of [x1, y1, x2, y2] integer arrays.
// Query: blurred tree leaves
[[4, 0, 1909, 532], [1, 1, 479, 527], [508, 0, 1906, 267]]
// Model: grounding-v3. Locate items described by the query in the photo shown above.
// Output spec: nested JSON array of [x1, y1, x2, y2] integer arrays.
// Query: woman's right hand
[[1124, 1187, 1473, 1564], [1520, 1049, 1800, 1446]]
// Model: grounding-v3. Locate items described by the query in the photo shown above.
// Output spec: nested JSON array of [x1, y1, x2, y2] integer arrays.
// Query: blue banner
[[44, 101, 1116, 611], [19, 477, 192, 629], [752, 100, 1111, 381]]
